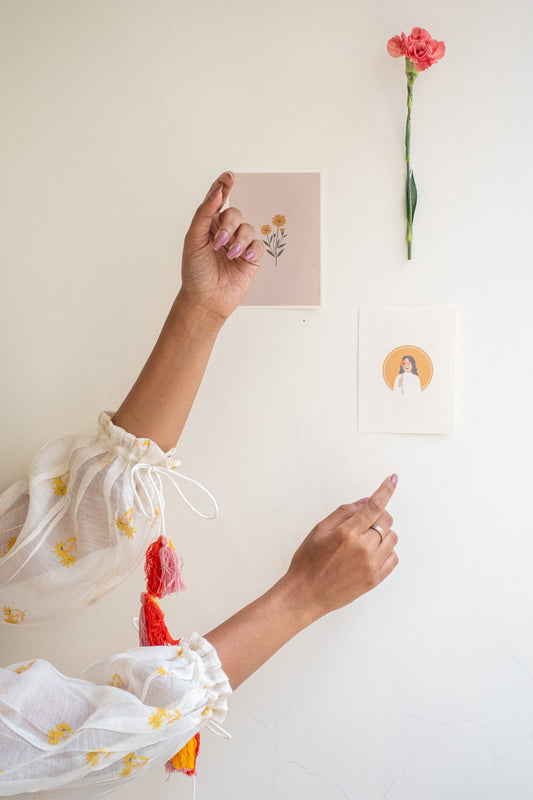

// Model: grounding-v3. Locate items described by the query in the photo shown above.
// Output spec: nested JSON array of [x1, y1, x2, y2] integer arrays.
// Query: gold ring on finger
[[370, 524, 385, 542]]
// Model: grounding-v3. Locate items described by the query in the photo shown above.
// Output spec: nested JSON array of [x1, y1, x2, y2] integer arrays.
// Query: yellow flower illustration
[[109, 673, 125, 689], [262, 214, 288, 266], [1, 537, 16, 558], [201, 705, 214, 720], [3, 606, 25, 624], [55, 537, 77, 567], [149, 707, 182, 729], [47, 722, 73, 745], [116, 509, 135, 539], [14, 660, 36, 674], [86, 750, 112, 767], [52, 472, 70, 497], [120, 752, 149, 778]]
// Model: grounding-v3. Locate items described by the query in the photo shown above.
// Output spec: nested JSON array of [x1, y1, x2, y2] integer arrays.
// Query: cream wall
[[2, 0, 533, 798]]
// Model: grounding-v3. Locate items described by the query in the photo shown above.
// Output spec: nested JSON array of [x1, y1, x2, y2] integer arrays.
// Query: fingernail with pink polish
[[227, 170, 235, 178], [391, 474, 398, 486], [213, 230, 229, 251], [244, 250, 256, 262], [359, 497, 370, 503], [227, 243, 242, 259], [208, 182, 223, 200]]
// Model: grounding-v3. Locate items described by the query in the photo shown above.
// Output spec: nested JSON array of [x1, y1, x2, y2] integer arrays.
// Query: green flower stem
[[405, 58, 419, 260]]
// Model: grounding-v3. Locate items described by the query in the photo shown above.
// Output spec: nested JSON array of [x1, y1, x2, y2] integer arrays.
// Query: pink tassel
[[158, 536, 186, 596], [138, 593, 149, 646]]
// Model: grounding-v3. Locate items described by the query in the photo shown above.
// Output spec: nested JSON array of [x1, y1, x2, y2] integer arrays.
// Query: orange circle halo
[[382, 346, 433, 391]]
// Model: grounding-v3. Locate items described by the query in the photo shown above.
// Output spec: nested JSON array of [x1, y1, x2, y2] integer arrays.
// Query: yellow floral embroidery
[[116, 509, 135, 539], [86, 750, 113, 766], [3, 606, 25, 624], [55, 537, 77, 567], [157, 667, 168, 676], [47, 722, 73, 745], [109, 673, 125, 689], [148, 708, 182, 729], [52, 472, 70, 497], [14, 660, 35, 674], [1, 537, 16, 558], [120, 752, 149, 777], [201, 705, 214, 719]]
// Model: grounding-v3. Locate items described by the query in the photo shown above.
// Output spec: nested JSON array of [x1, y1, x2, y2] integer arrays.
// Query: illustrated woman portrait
[[394, 355, 422, 394]]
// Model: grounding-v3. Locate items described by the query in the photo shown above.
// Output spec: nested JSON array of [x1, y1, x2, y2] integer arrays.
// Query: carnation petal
[[409, 27, 431, 40], [433, 40, 446, 60], [387, 34, 407, 57]]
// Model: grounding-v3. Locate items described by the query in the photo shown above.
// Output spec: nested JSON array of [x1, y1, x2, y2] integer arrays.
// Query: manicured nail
[[391, 474, 398, 486], [213, 230, 229, 251], [359, 497, 370, 502], [227, 243, 243, 259], [208, 182, 223, 200], [227, 170, 235, 178], [244, 249, 256, 262]]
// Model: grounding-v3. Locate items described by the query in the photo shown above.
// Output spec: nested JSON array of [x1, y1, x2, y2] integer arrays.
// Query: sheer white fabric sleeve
[[0, 413, 217, 625], [0, 633, 231, 797]]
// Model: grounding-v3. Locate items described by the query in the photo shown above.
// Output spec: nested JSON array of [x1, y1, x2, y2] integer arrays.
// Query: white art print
[[229, 172, 322, 307], [358, 306, 456, 434]]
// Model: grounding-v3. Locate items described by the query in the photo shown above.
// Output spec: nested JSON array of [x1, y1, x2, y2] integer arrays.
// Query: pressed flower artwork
[[261, 215, 287, 266], [229, 172, 322, 307], [387, 27, 445, 259]]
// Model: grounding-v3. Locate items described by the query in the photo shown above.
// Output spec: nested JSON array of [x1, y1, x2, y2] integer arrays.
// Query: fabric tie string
[[130, 462, 218, 524]]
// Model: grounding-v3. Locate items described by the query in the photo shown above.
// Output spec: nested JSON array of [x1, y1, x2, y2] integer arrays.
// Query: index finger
[[188, 171, 236, 244], [350, 475, 398, 530]]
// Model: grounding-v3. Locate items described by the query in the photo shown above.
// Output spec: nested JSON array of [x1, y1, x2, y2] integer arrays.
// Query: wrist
[[271, 573, 322, 634], [172, 290, 227, 334]]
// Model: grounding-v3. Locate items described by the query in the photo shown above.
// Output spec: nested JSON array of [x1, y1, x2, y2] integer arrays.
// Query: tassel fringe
[[139, 535, 200, 777], [165, 733, 200, 776]]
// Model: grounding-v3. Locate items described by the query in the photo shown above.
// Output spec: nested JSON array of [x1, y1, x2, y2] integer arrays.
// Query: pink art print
[[229, 172, 322, 307]]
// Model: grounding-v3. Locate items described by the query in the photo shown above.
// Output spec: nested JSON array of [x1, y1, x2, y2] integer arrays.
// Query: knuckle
[[382, 511, 393, 528], [338, 503, 356, 515], [389, 531, 399, 547], [365, 499, 382, 517]]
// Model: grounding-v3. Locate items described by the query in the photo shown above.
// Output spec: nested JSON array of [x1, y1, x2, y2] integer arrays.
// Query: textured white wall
[[2, 0, 533, 797]]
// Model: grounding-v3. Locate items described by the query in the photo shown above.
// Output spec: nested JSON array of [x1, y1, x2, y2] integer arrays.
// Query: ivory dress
[[0, 414, 228, 796]]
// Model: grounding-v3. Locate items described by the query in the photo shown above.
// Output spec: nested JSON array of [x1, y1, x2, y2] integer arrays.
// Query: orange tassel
[[138, 593, 180, 646], [140, 540, 200, 778], [165, 733, 200, 776]]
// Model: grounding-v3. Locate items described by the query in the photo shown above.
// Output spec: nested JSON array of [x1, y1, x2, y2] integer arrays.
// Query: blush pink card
[[229, 172, 322, 307]]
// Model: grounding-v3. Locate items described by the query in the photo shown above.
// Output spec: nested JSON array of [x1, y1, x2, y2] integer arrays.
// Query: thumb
[[187, 171, 235, 246]]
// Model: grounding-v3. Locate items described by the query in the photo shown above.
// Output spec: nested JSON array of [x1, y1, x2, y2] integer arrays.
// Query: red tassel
[[140, 538, 200, 778], [138, 593, 180, 646], [145, 535, 186, 598]]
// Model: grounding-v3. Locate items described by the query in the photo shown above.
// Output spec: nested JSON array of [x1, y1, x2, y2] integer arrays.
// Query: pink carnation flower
[[387, 26, 445, 71]]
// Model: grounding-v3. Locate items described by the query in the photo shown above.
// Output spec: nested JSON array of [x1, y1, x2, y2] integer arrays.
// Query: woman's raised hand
[[283, 475, 399, 624], [180, 171, 264, 321], [205, 476, 399, 689]]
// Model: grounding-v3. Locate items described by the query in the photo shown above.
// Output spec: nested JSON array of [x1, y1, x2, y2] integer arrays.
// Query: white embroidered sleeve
[[0, 633, 231, 797], [0, 413, 217, 624]]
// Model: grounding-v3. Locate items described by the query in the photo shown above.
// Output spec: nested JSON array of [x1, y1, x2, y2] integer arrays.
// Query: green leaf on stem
[[406, 169, 417, 225]]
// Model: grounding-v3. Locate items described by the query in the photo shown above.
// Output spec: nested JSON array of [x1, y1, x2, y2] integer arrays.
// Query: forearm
[[113, 291, 224, 452], [204, 575, 315, 690]]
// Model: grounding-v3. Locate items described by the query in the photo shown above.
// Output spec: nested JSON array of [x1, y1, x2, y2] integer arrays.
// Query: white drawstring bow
[[130, 461, 219, 528]]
